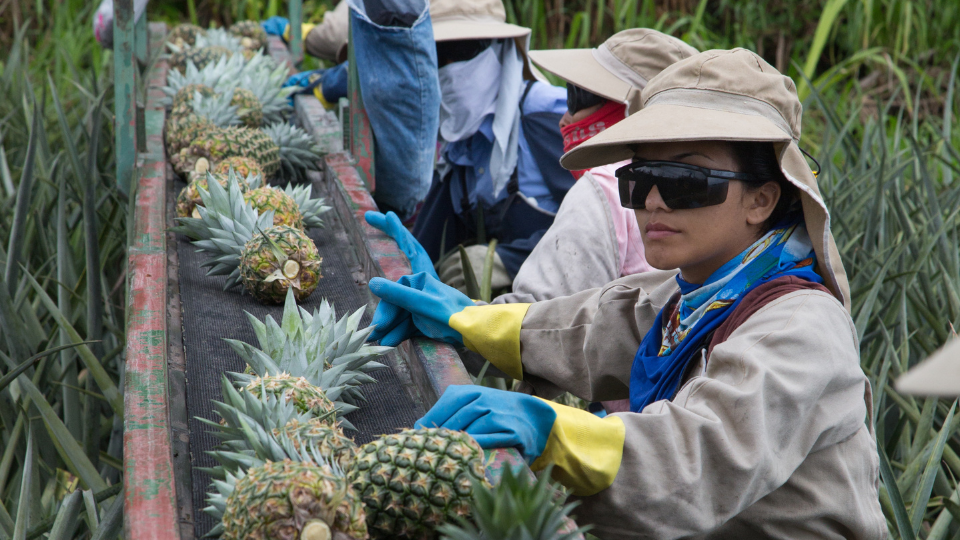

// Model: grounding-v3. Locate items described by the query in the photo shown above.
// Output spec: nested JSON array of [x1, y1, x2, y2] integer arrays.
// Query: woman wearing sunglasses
[[368, 49, 884, 538]]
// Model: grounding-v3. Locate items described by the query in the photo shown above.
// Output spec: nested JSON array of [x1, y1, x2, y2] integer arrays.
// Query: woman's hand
[[368, 272, 474, 346], [365, 211, 438, 278]]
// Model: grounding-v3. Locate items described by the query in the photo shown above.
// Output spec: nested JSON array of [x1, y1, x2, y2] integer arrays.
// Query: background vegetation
[[1, 0, 959, 537]]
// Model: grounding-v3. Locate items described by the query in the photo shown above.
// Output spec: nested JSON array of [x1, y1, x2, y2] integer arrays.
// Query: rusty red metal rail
[[123, 23, 180, 540]]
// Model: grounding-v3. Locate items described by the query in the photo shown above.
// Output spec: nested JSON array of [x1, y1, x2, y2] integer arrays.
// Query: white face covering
[[437, 45, 502, 143]]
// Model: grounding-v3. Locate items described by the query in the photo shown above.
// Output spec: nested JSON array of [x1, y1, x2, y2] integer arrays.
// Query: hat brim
[[559, 103, 793, 171], [433, 20, 530, 42], [528, 49, 631, 104], [896, 338, 960, 396]]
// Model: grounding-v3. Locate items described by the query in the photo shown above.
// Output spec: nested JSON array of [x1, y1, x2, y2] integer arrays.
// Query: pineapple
[[213, 459, 369, 540], [231, 87, 264, 128], [172, 174, 332, 303], [169, 45, 233, 74], [243, 373, 339, 420], [245, 186, 305, 229], [240, 225, 322, 303], [230, 20, 269, 51], [215, 156, 264, 178], [436, 465, 588, 540], [279, 418, 358, 470], [163, 113, 216, 156], [176, 170, 252, 218], [170, 126, 281, 177], [351, 428, 490, 540], [170, 83, 215, 116], [167, 23, 205, 48], [163, 53, 293, 124]]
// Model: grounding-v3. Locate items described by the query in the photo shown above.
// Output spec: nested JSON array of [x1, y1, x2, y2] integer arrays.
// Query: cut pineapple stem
[[301, 520, 331, 540], [195, 157, 210, 174], [191, 207, 201, 219], [283, 259, 300, 279]]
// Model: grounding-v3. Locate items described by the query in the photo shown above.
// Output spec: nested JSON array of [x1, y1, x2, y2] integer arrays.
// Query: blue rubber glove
[[261, 16, 289, 37], [368, 272, 474, 346], [365, 211, 438, 278], [283, 69, 322, 90], [416, 385, 555, 463]]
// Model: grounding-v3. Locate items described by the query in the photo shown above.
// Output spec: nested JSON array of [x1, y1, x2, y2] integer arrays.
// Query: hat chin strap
[[645, 88, 798, 142]]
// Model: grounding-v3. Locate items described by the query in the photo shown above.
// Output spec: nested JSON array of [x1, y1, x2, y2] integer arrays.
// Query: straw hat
[[896, 339, 960, 396], [561, 48, 851, 308], [529, 29, 698, 114], [429, 0, 530, 42]]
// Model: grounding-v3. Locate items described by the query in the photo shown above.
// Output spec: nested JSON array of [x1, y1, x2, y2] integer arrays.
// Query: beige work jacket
[[519, 270, 886, 539]]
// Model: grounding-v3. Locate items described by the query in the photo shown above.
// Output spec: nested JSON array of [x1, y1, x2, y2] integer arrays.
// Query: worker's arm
[[492, 172, 621, 304]]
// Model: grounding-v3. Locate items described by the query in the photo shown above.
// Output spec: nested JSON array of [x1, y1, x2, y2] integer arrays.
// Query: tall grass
[[0, 2, 126, 538]]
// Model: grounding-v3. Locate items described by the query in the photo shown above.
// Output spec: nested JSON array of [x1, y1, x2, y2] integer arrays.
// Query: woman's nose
[[645, 185, 670, 212], [558, 111, 574, 129]]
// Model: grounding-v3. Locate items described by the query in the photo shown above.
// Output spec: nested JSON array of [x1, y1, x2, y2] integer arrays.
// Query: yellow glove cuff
[[448, 303, 529, 380], [531, 400, 625, 496], [312, 85, 333, 109], [283, 23, 317, 42]]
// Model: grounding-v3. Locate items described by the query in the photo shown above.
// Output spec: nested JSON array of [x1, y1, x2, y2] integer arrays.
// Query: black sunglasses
[[436, 39, 493, 67], [566, 83, 606, 115], [616, 160, 768, 210]]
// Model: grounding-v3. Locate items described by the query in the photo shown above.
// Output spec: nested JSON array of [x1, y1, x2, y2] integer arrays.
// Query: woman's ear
[[744, 181, 781, 226]]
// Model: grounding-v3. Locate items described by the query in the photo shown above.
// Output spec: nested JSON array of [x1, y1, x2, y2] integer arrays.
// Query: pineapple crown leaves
[[198, 376, 340, 480], [183, 89, 242, 128], [437, 465, 590, 540], [163, 53, 247, 99], [263, 122, 322, 180], [193, 28, 243, 52], [171, 174, 273, 289], [236, 61, 295, 124], [284, 184, 332, 229], [232, 288, 390, 392]]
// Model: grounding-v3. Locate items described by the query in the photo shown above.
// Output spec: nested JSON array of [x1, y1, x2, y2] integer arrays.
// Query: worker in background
[[262, 2, 349, 107], [408, 0, 568, 272], [366, 49, 886, 538], [369, 28, 698, 413]]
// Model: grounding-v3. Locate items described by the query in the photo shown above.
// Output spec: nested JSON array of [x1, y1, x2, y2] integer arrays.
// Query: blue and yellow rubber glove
[[261, 16, 289, 37], [417, 385, 626, 496], [365, 211, 437, 278], [368, 273, 529, 379]]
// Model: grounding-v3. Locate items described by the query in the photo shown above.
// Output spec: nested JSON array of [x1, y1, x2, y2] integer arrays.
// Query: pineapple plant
[[164, 90, 241, 154], [167, 23, 205, 48], [170, 83, 215, 116], [171, 123, 319, 180], [169, 45, 234, 75], [215, 156, 264, 178], [350, 428, 490, 540], [171, 177, 322, 303], [163, 113, 216, 156], [176, 170, 254, 218], [437, 465, 588, 540], [209, 459, 369, 540], [245, 186, 305, 228], [230, 20, 269, 51]]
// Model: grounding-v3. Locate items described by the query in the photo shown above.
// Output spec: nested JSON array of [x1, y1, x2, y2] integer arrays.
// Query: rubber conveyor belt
[[172, 174, 424, 537]]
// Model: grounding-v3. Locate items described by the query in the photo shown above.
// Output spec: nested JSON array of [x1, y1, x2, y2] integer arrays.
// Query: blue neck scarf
[[629, 216, 823, 412]]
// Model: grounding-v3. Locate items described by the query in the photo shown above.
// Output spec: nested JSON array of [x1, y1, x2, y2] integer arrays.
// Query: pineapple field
[[1, 0, 960, 539]]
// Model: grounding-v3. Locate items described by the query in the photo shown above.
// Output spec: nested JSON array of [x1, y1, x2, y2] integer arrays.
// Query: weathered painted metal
[[346, 24, 375, 191], [288, 0, 303, 66], [113, 0, 137, 194], [123, 23, 181, 540], [135, 12, 148, 64]]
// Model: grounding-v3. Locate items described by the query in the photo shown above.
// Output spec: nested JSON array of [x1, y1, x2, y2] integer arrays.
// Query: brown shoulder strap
[[706, 276, 833, 358]]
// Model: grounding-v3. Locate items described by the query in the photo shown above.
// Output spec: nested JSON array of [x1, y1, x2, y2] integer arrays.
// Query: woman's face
[[632, 141, 781, 284]]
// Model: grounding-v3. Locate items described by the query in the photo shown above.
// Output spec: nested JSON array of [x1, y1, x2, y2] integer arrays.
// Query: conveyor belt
[[174, 175, 424, 537]]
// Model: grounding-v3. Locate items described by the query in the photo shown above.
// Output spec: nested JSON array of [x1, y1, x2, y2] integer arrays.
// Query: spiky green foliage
[[169, 45, 234, 75], [227, 287, 390, 405], [351, 428, 490, 540], [438, 465, 588, 540], [285, 183, 333, 229], [199, 376, 356, 479], [263, 122, 322, 181]]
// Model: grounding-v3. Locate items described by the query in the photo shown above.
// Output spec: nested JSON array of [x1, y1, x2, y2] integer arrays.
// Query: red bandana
[[560, 101, 627, 179]]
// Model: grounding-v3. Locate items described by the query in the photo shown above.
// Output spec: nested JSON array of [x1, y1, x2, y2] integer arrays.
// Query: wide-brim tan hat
[[561, 48, 851, 309], [430, 0, 530, 42], [529, 29, 698, 114], [896, 338, 960, 396]]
